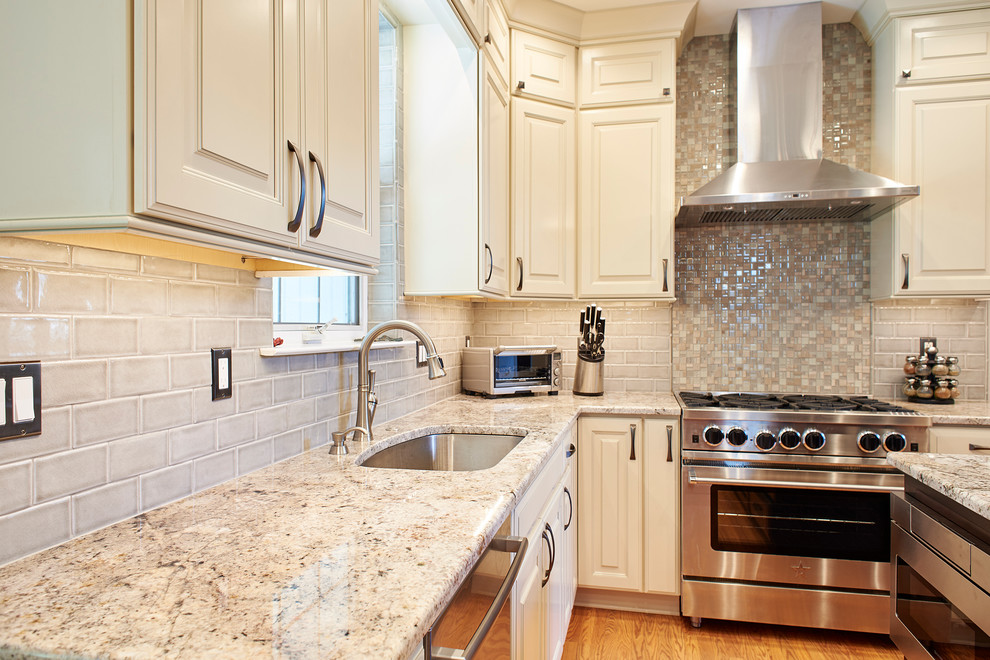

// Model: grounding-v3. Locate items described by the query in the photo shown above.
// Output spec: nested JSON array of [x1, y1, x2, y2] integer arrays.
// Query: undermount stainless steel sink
[[358, 433, 525, 471]]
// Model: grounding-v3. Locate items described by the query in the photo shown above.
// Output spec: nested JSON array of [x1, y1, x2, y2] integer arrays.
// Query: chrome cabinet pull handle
[[969, 444, 990, 451], [902, 254, 910, 289], [563, 486, 573, 530], [287, 140, 306, 233], [308, 151, 326, 238], [630, 424, 637, 461], [516, 256, 524, 291], [566, 443, 576, 458], [541, 524, 553, 587], [666, 424, 673, 463], [484, 243, 493, 284], [662, 258, 669, 292]]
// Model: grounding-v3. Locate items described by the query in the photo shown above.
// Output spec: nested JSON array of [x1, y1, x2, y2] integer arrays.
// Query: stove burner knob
[[858, 432, 882, 453], [755, 431, 777, 451], [884, 432, 907, 453], [703, 426, 724, 446], [726, 427, 748, 447], [779, 429, 801, 450], [803, 430, 826, 452]]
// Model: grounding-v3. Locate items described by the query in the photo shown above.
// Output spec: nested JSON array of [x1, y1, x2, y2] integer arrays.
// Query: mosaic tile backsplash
[[672, 25, 876, 393]]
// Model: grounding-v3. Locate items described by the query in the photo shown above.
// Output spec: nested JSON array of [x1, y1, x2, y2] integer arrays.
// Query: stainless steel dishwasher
[[420, 516, 528, 660]]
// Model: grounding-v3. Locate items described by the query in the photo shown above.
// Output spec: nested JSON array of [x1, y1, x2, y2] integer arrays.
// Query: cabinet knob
[[663, 87, 670, 96], [516, 80, 526, 91], [901, 69, 912, 79], [484, 33, 491, 44]]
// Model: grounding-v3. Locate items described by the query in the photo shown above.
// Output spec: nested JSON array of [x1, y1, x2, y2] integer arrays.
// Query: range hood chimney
[[675, 2, 918, 226]]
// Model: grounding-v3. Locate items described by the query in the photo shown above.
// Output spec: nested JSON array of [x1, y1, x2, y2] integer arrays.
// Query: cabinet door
[[511, 99, 576, 297], [511, 31, 577, 107], [450, 0, 486, 45], [579, 40, 675, 108], [577, 417, 643, 591], [930, 426, 990, 455], [896, 82, 990, 295], [897, 9, 990, 84], [643, 418, 680, 595], [302, 0, 379, 264], [562, 458, 577, 619], [485, 0, 510, 87], [514, 523, 547, 660], [482, 56, 510, 296], [578, 105, 674, 298], [546, 483, 568, 660], [144, 0, 296, 245]]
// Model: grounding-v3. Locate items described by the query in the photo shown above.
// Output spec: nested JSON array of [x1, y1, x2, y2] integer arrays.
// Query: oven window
[[710, 485, 890, 562], [895, 558, 990, 658], [494, 355, 550, 386]]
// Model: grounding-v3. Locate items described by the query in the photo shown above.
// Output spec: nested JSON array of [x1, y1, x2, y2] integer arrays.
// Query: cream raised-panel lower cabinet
[[511, 98, 577, 297], [578, 416, 680, 596], [930, 426, 990, 455], [578, 105, 675, 299]]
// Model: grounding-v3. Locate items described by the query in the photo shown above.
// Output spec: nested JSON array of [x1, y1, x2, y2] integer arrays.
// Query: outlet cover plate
[[211, 348, 232, 401], [0, 361, 42, 442]]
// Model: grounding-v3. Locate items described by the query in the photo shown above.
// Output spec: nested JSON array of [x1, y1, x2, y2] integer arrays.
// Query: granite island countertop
[[0, 392, 679, 660], [887, 452, 990, 521]]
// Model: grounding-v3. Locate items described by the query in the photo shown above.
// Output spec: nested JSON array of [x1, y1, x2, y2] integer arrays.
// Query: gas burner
[[781, 395, 859, 411], [716, 393, 791, 410], [678, 392, 722, 408], [848, 396, 916, 414]]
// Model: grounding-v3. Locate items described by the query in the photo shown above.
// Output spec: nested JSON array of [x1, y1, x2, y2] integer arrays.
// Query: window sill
[[259, 339, 415, 357]]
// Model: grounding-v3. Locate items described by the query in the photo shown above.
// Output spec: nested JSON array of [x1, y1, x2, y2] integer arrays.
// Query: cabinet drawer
[[515, 438, 565, 536], [898, 10, 990, 83], [931, 426, 990, 455], [511, 30, 577, 106], [579, 40, 674, 107]]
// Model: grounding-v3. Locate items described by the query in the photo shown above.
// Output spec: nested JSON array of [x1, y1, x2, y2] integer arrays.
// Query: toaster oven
[[462, 345, 561, 397]]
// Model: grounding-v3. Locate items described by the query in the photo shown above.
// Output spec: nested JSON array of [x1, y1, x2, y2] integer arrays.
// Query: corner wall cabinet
[[872, 8, 990, 297], [577, 416, 680, 598], [0, 0, 379, 271]]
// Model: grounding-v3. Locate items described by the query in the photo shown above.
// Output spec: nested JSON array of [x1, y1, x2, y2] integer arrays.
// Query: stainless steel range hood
[[675, 2, 919, 227]]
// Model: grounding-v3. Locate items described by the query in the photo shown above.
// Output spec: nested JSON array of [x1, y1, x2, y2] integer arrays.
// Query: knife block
[[573, 355, 604, 396]]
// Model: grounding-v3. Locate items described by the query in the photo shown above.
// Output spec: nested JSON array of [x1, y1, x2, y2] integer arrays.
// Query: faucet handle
[[367, 369, 377, 392], [329, 431, 349, 455]]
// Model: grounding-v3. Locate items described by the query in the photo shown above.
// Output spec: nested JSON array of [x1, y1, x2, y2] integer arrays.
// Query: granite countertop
[[0, 392, 679, 660], [901, 399, 990, 426], [888, 452, 990, 521]]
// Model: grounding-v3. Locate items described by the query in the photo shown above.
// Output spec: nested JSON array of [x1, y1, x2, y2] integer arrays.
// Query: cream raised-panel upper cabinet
[[300, 0, 379, 263], [579, 39, 675, 108], [578, 416, 680, 597], [511, 31, 577, 107], [449, 0, 486, 45], [895, 9, 990, 84], [481, 54, 511, 296], [485, 0, 510, 86], [145, 0, 296, 248], [578, 105, 674, 299], [894, 82, 990, 295], [578, 417, 644, 591], [511, 99, 577, 298]]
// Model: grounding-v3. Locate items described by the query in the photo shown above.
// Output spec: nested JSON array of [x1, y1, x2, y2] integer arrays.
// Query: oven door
[[493, 351, 554, 392], [891, 521, 990, 659], [682, 464, 901, 591]]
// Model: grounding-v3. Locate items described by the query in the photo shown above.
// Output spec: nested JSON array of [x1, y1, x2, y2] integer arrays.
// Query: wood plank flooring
[[562, 607, 903, 660]]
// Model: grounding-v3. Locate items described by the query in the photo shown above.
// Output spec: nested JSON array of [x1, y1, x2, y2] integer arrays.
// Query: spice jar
[[903, 356, 918, 375], [948, 379, 961, 399], [915, 358, 932, 377], [934, 379, 951, 399], [902, 378, 919, 398], [932, 356, 949, 377], [947, 356, 961, 377], [916, 379, 934, 399]]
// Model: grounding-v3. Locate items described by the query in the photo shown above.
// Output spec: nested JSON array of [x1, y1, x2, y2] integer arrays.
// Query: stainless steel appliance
[[678, 391, 931, 634], [423, 516, 528, 660], [891, 480, 990, 658], [462, 346, 561, 397]]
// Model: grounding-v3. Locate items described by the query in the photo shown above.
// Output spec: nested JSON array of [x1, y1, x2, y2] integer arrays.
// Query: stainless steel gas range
[[677, 391, 931, 635]]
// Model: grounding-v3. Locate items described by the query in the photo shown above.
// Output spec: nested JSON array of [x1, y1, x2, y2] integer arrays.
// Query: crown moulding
[[853, 0, 987, 44]]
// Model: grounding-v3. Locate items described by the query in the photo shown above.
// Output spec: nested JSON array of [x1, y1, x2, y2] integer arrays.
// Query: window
[[272, 273, 368, 345]]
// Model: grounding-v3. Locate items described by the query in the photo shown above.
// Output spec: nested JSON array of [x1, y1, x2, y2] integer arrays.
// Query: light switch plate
[[211, 348, 232, 401], [0, 361, 42, 442]]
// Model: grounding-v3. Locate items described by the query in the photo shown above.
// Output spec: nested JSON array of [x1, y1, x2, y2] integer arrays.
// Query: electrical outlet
[[211, 348, 232, 400], [415, 341, 428, 367], [920, 337, 937, 356]]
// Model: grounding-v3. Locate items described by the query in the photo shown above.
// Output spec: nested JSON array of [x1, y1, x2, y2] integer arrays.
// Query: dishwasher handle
[[429, 535, 529, 660]]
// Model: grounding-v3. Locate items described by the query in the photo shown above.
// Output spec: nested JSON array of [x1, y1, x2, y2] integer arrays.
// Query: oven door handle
[[686, 468, 904, 494], [429, 535, 529, 660], [494, 345, 557, 355]]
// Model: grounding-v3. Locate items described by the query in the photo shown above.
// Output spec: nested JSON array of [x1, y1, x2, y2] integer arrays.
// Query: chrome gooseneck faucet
[[349, 320, 446, 445]]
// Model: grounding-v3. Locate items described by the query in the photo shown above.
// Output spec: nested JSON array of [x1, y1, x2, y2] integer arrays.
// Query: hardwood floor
[[562, 607, 903, 660]]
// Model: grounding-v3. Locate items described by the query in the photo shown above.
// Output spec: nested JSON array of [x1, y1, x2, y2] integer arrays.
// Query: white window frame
[[272, 273, 369, 349]]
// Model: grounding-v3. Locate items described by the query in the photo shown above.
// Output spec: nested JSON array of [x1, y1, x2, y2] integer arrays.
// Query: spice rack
[[902, 346, 960, 404]]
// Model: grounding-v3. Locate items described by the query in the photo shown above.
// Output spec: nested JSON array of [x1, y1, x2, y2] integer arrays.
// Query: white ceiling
[[550, 0, 865, 36]]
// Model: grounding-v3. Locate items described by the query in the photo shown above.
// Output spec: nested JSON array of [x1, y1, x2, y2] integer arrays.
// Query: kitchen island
[[0, 392, 678, 660], [887, 452, 990, 521]]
